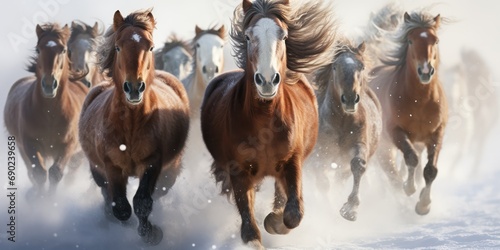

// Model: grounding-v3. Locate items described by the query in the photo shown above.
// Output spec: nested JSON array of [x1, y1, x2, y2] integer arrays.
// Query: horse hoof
[[248, 239, 265, 250], [112, 199, 132, 221], [415, 201, 430, 215], [403, 181, 416, 196], [340, 203, 357, 221], [264, 212, 291, 235], [283, 203, 303, 229], [141, 225, 163, 246]]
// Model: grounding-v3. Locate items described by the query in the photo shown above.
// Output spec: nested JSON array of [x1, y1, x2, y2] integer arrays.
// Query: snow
[[1, 0, 500, 249]]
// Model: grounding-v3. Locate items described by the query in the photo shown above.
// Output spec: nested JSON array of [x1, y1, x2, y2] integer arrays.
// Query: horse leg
[[133, 160, 163, 245], [48, 150, 72, 193], [392, 127, 419, 196], [230, 167, 261, 247], [340, 144, 367, 221], [282, 155, 304, 230], [264, 179, 290, 235], [416, 127, 444, 215], [22, 141, 47, 191], [63, 151, 86, 186], [104, 162, 131, 222], [152, 157, 181, 200], [89, 162, 113, 216]]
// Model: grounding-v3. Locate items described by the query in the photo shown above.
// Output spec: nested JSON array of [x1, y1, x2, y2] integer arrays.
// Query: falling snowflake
[[119, 144, 127, 151]]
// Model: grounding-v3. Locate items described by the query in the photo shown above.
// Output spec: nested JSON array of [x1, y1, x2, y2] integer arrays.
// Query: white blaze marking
[[345, 57, 356, 64], [46, 40, 57, 47], [422, 62, 430, 74], [420, 31, 428, 38], [131, 33, 141, 42], [253, 18, 280, 82]]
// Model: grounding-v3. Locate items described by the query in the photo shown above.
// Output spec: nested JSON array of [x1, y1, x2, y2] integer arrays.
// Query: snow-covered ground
[[1, 0, 499, 249]]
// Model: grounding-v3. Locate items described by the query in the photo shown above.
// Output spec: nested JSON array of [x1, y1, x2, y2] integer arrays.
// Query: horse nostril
[[215, 66, 219, 73], [430, 67, 435, 76], [272, 73, 281, 85], [42, 80, 46, 88], [355, 94, 360, 103], [52, 80, 58, 89], [341, 94, 347, 104], [255, 73, 264, 85], [123, 82, 131, 93], [202, 65, 207, 74], [139, 82, 146, 93], [417, 67, 422, 75]]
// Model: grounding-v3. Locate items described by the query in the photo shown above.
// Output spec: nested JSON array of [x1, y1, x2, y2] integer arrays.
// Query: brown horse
[[68, 20, 104, 87], [313, 39, 382, 221], [4, 23, 88, 195], [201, 0, 336, 247], [78, 9, 189, 245], [371, 11, 447, 215]]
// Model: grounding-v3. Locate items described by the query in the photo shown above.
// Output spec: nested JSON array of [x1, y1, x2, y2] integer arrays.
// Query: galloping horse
[[154, 34, 193, 81], [78, 9, 189, 245], [68, 20, 104, 87], [182, 25, 225, 118], [201, 0, 336, 247], [313, 39, 382, 221], [371, 11, 447, 215], [4, 23, 88, 195]]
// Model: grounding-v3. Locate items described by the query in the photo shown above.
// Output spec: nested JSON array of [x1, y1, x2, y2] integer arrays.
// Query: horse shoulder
[[154, 70, 189, 107], [203, 70, 245, 107], [81, 82, 110, 111]]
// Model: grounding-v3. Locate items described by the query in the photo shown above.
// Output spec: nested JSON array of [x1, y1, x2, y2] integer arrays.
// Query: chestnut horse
[[68, 20, 104, 87], [182, 25, 225, 118], [4, 23, 88, 195], [313, 39, 382, 221], [154, 34, 193, 81], [201, 0, 336, 247], [78, 9, 189, 245], [371, 11, 447, 215]]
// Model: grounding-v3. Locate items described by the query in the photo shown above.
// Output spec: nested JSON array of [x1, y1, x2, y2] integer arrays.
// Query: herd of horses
[[3, 0, 494, 248]]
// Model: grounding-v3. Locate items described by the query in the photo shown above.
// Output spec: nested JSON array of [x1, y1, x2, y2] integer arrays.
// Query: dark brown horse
[[78, 9, 189, 245], [4, 23, 88, 195], [201, 0, 336, 247], [68, 20, 104, 87], [371, 11, 448, 215], [313, 39, 382, 221]]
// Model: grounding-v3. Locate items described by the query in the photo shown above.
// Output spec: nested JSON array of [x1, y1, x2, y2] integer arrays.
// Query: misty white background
[[0, 0, 499, 249]]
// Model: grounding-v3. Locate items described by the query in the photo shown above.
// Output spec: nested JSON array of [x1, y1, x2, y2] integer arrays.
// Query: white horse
[[154, 34, 193, 81], [182, 25, 225, 118]]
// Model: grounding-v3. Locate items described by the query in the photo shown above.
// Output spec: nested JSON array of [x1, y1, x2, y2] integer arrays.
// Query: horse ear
[[404, 12, 411, 23], [433, 14, 441, 28], [71, 21, 77, 29], [92, 21, 99, 33], [195, 25, 202, 36], [281, 0, 290, 5], [36, 24, 44, 38], [147, 11, 156, 28], [113, 10, 124, 31], [218, 25, 226, 39], [357, 42, 366, 53], [242, 0, 252, 12]]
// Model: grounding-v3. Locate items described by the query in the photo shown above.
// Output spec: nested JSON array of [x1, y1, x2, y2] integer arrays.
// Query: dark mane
[[97, 9, 155, 77], [160, 34, 191, 54], [314, 38, 370, 102], [231, 0, 337, 82], [27, 23, 71, 73], [382, 10, 446, 67], [68, 20, 103, 45]]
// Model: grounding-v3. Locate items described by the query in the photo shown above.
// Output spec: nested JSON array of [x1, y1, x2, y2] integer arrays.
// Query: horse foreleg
[[48, 148, 73, 193], [104, 163, 131, 222], [230, 168, 261, 246], [340, 144, 367, 221], [282, 156, 304, 230], [392, 127, 419, 196], [375, 139, 401, 189], [21, 142, 47, 190], [134, 160, 163, 245], [264, 179, 290, 235], [416, 127, 444, 215]]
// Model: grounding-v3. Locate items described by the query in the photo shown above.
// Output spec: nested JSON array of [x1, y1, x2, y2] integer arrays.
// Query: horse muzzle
[[41, 76, 58, 98], [417, 63, 435, 84], [123, 81, 146, 105], [254, 72, 280, 100], [341, 94, 360, 113]]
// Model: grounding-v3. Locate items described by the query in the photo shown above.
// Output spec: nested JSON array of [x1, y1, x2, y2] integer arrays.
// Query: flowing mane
[[97, 8, 155, 77], [27, 23, 71, 73], [230, 0, 336, 82], [68, 20, 102, 45], [314, 38, 371, 102], [382, 10, 445, 67], [160, 34, 191, 54]]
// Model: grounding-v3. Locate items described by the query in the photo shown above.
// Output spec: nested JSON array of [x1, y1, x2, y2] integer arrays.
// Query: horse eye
[[196, 43, 200, 48], [435, 39, 439, 45], [245, 35, 250, 41], [408, 40, 413, 45], [283, 35, 288, 41], [333, 66, 336, 71], [35, 48, 40, 54], [115, 46, 120, 52], [62, 49, 67, 54], [149, 46, 154, 52]]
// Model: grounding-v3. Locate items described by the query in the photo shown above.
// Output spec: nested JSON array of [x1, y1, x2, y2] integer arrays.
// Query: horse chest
[[393, 99, 444, 139]]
